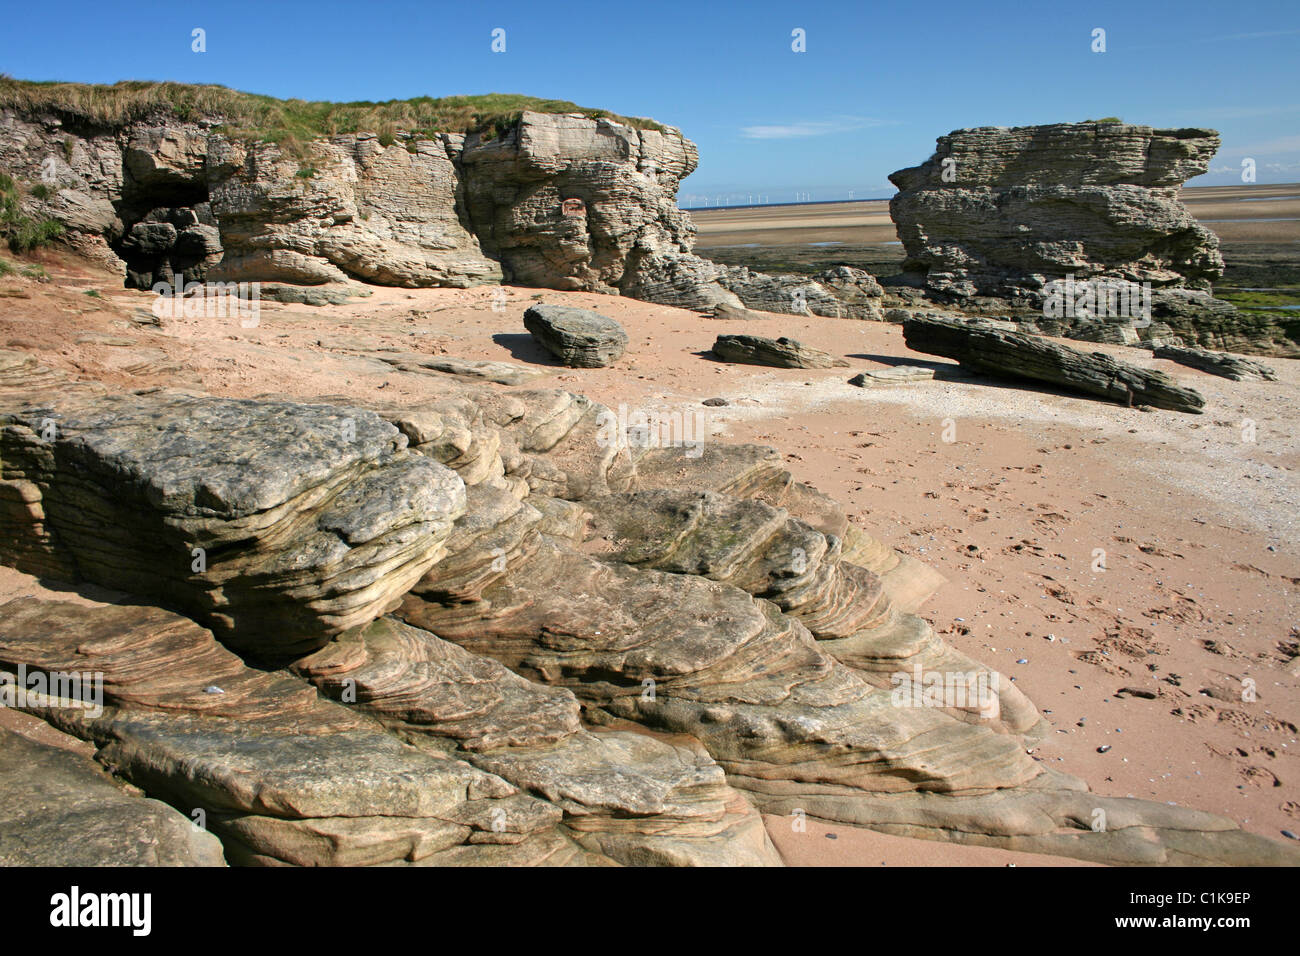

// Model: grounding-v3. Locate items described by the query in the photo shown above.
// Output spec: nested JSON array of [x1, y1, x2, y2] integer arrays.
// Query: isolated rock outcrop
[[712, 334, 848, 369], [524, 304, 628, 367], [903, 316, 1207, 413], [1153, 344, 1278, 381], [889, 123, 1224, 302]]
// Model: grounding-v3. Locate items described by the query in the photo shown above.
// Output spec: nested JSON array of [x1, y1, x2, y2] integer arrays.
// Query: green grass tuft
[[0, 172, 66, 252], [0, 76, 666, 160]]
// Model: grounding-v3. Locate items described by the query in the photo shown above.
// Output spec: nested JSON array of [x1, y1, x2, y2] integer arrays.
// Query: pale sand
[[691, 183, 1300, 247], [1, 249, 1297, 866]]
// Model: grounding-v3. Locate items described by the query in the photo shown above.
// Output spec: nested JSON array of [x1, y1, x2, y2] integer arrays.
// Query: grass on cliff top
[[0, 77, 667, 154]]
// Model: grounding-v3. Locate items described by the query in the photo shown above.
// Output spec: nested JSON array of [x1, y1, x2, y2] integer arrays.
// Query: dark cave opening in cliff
[[113, 179, 218, 290]]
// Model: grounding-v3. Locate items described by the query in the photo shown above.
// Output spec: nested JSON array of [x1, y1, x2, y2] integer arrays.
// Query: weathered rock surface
[[401, 535, 1293, 865], [1148, 288, 1298, 357], [577, 489, 1038, 735], [903, 316, 1206, 413], [713, 334, 848, 369], [0, 596, 776, 866], [1153, 344, 1278, 381], [0, 723, 227, 866], [2, 378, 1294, 866], [711, 302, 766, 321], [0, 597, 581, 866], [889, 123, 1224, 302], [524, 304, 628, 367], [0, 390, 466, 656], [291, 615, 779, 865], [374, 352, 555, 386], [850, 366, 935, 387], [2, 101, 884, 318]]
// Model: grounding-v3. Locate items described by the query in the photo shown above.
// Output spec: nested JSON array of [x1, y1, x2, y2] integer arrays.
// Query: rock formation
[[712, 334, 849, 369], [903, 316, 1207, 413], [524, 304, 628, 367], [0, 720, 227, 866], [3, 375, 1294, 866], [1153, 344, 1278, 381], [0, 390, 466, 657], [889, 123, 1224, 304], [849, 366, 935, 387], [0, 93, 881, 319]]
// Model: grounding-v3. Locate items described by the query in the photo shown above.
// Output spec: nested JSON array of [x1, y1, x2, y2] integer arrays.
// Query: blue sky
[[3, 0, 1298, 202]]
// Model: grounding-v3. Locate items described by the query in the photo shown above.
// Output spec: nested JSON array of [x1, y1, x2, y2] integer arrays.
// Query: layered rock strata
[[889, 123, 1224, 303], [1, 103, 880, 318], [0, 389, 465, 657], [903, 316, 1207, 413], [2, 380, 1295, 866], [1153, 344, 1278, 381], [0, 596, 778, 866]]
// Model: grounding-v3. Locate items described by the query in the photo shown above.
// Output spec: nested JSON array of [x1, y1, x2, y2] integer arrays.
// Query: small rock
[[713, 334, 847, 369], [524, 304, 628, 367]]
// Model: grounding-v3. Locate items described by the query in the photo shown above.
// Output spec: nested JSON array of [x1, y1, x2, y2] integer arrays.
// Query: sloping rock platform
[[2, 382, 1294, 866]]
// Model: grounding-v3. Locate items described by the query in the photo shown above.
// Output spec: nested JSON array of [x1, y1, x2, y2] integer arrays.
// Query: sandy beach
[[691, 183, 1300, 248]]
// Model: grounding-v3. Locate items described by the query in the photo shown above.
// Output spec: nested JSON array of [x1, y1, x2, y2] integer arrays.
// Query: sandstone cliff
[[0, 84, 879, 318]]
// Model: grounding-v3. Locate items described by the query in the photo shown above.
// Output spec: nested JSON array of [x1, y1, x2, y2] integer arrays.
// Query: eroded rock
[[713, 334, 848, 369], [524, 304, 628, 367], [903, 315, 1206, 413]]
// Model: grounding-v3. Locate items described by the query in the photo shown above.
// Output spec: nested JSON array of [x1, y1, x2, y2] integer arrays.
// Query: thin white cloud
[[1224, 133, 1300, 155], [1207, 29, 1300, 42], [740, 116, 893, 139], [1123, 28, 1300, 52], [1171, 103, 1300, 120]]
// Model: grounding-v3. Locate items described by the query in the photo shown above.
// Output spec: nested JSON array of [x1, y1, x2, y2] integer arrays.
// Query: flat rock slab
[[378, 353, 555, 385], [903, 317, 1206, 414], [0, 724, 226, 866], [713, 334, 848, 369], [1153, 345, 1277, 381], [850, 366, 936, 387], [524, 305, 628, 367], [259, 284, 371, 306], [710, 302, 767, 321]]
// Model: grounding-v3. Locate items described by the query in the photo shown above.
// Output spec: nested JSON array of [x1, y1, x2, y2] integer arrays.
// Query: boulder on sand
[[524, 304, 628, 367], [712, 334, 848, 369], [902, 316, 1205, 413], [1153, 345, 1277, 382]]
